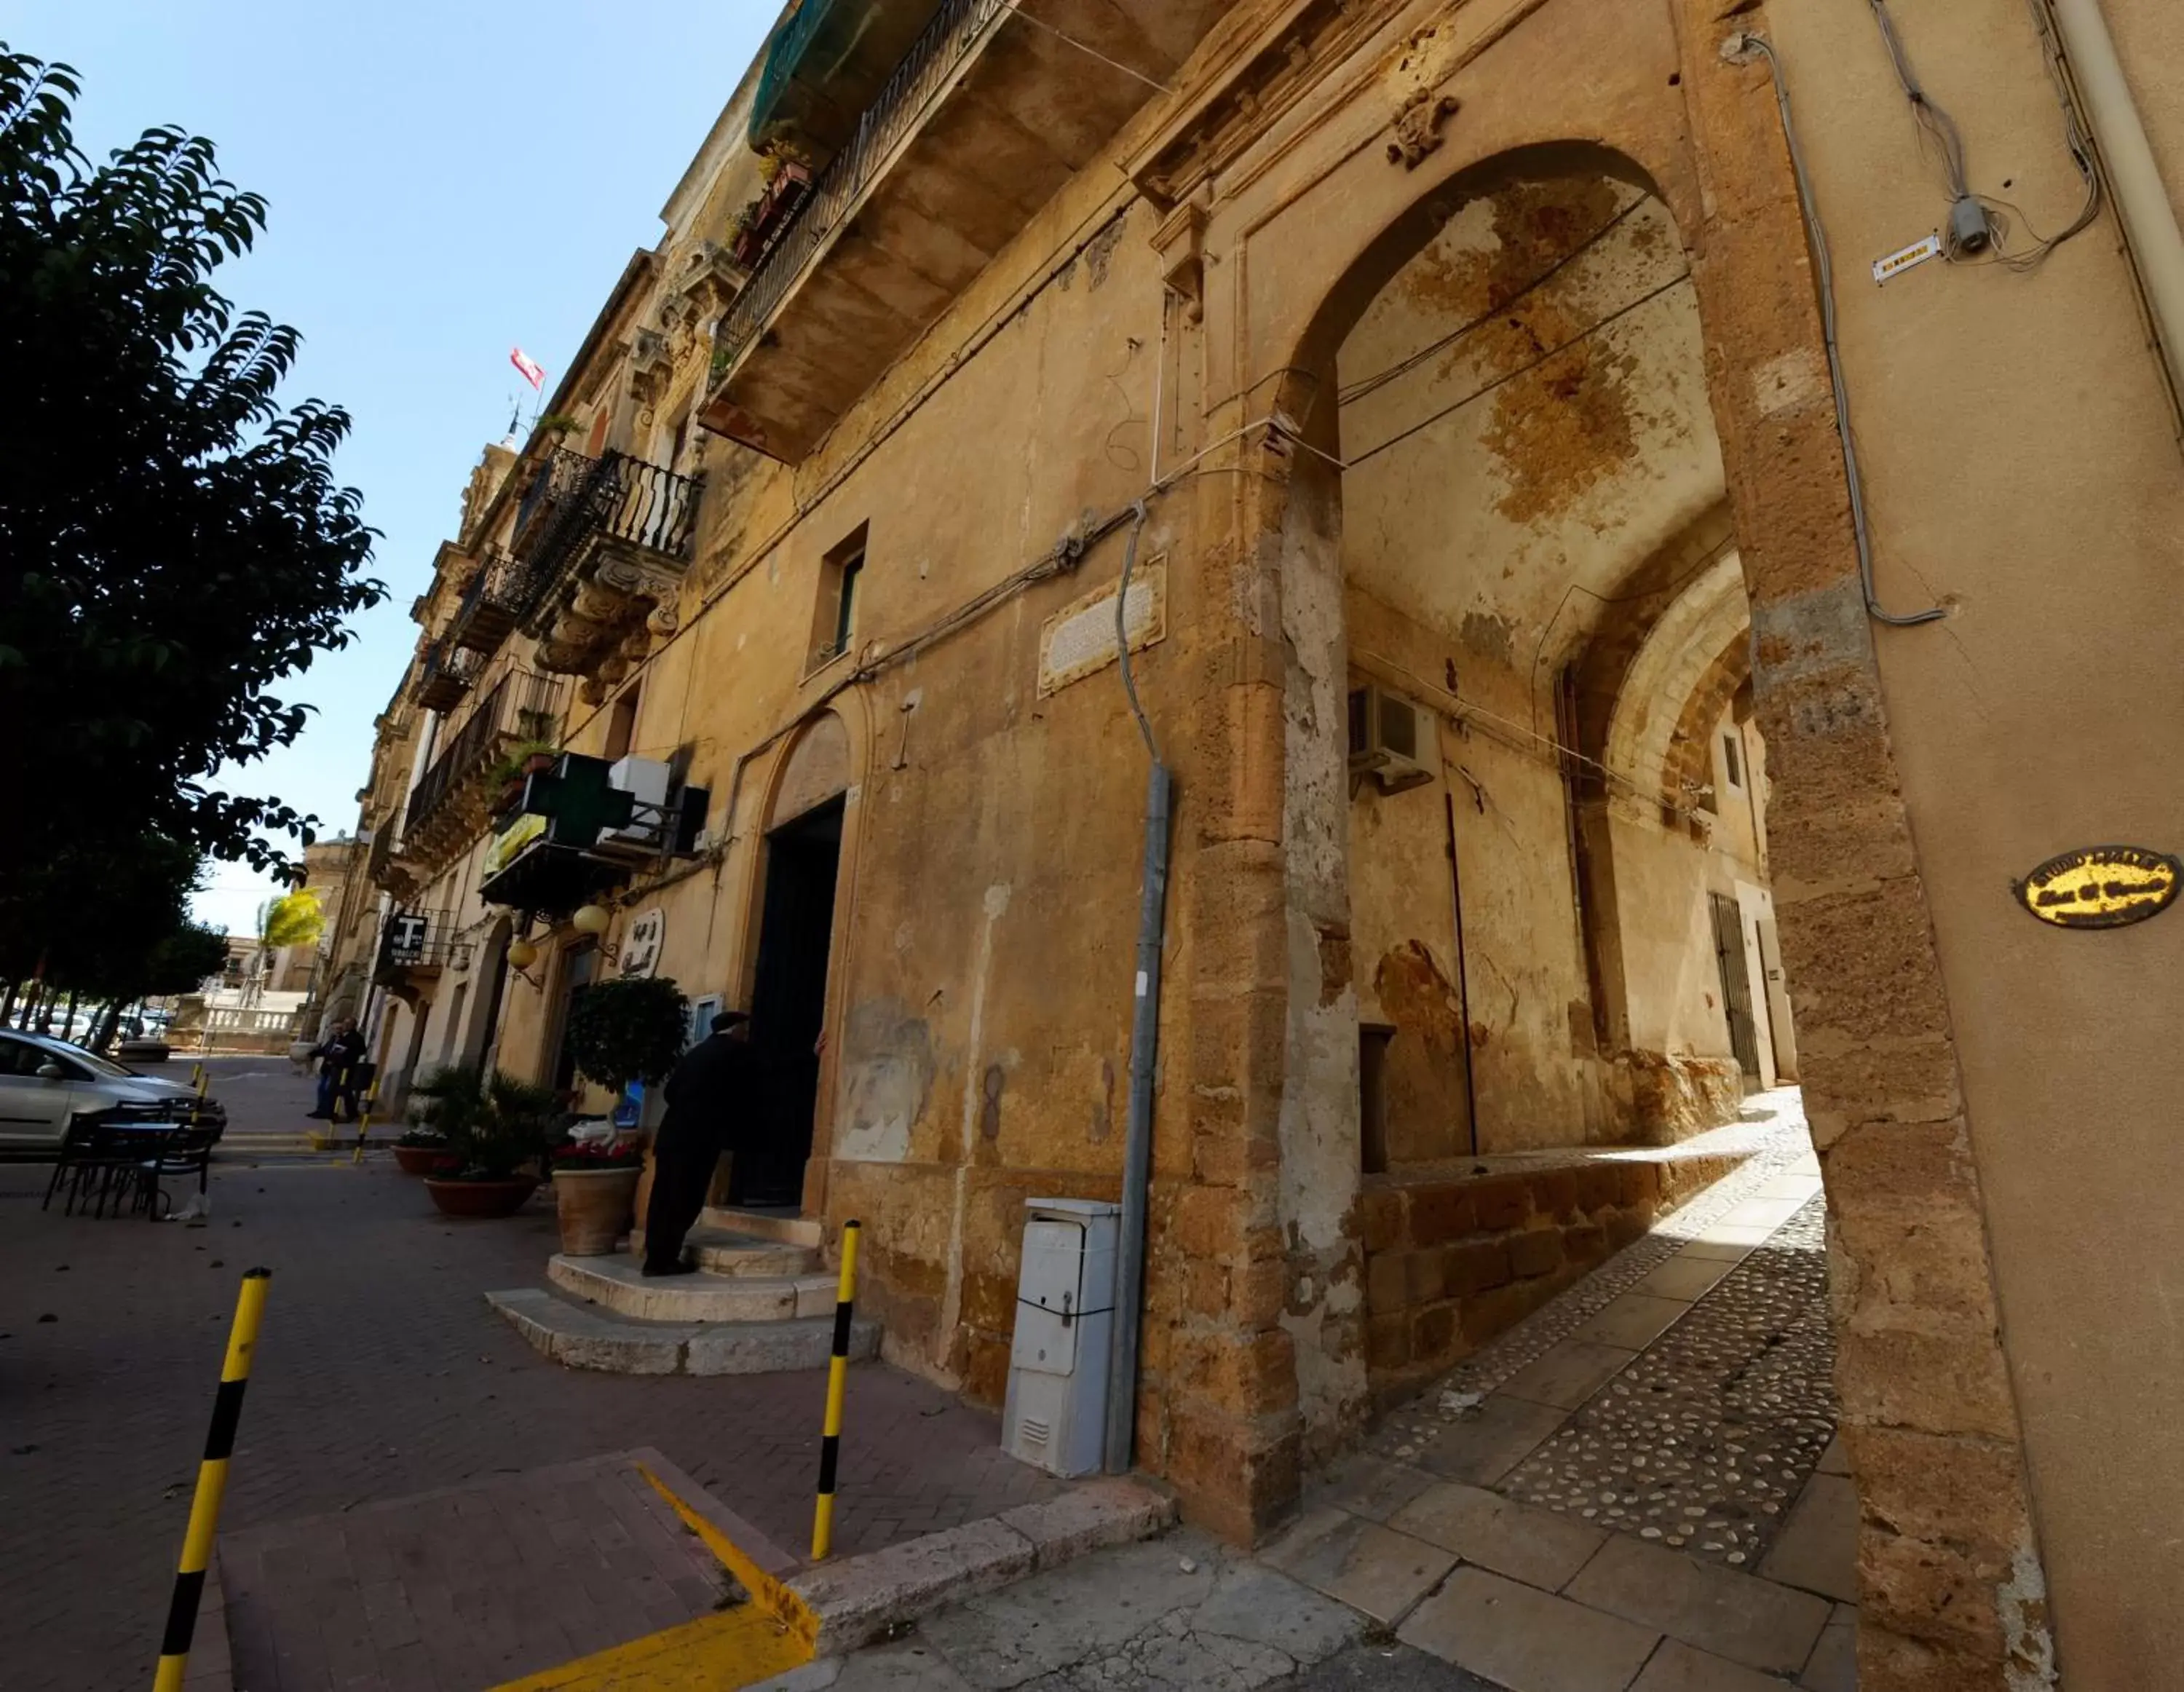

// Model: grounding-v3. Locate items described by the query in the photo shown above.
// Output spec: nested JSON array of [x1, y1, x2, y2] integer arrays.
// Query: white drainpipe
[[2048, 0, 2184, 406]]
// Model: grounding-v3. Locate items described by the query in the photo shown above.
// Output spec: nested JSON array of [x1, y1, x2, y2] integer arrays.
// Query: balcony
[[699, 0, 1241, 464], [400, 670, 566, 877], [373, 909, 472, 987], [507, 448, 702, 700], [412, 641, 483, 713], [447, 547, 537, 656]]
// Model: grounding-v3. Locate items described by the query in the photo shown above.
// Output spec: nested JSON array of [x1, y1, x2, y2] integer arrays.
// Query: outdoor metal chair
[[41, 1120, 150, 1217], [134, 1123, 215, 1219]]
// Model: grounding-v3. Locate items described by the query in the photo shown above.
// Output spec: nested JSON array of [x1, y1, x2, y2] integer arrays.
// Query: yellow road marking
[[488, 1605, 810, 1690], [488, 1461, 820, 1689], [636, 1463, 820, 1653]]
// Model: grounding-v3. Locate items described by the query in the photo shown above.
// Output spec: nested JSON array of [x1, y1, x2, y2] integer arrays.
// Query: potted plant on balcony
[[488, 740, 561, 816], [561, 976, 691, 1245], [547, 1135, 646, 1255], [413, 1064, 559, 1218]]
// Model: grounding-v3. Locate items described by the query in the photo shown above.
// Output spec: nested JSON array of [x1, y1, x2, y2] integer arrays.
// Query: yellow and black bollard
[[154, 1268, 271, 1692], [810, 1219, 861, 1561], [350, 1082, 378, 1166]]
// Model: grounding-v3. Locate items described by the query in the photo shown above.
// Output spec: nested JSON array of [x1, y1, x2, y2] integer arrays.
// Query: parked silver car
[[0, 1029, 223, 1150]]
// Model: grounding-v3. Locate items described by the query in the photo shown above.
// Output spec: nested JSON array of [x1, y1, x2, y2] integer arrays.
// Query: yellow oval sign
[[2014, 846, 2180, 930]]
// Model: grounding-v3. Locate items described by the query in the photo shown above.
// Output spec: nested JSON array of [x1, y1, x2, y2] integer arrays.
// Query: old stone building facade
[[341, 1, 2184, 1684]]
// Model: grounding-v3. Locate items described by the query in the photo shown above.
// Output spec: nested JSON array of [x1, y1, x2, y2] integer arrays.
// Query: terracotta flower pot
[[554, 1166, 642, 1255], [394, 1143, 461, 1177], [424, 1174, 539, 1219]]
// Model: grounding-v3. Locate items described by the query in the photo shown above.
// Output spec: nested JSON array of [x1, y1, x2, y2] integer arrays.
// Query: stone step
[[698, 1204, 824, 1249], [628, 1225, 823, 1278], [487, 1287, 878, 1376], [688, 1227, 823, 1277], [547, 1253, 839, 1323]]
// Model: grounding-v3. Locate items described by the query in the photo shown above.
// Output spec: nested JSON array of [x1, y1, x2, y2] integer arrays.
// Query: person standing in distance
[[642, 1010, 755, 1276]]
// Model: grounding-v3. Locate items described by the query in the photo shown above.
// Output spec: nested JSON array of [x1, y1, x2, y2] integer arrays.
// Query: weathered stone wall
[[1361, 1150, 1749, 1403]]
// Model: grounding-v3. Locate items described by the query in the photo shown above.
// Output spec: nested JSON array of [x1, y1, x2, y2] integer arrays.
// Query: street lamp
[[571, 904, 612, 938]]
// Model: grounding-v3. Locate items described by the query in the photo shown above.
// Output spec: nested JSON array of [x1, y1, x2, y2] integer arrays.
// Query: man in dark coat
[[306, 1019, 368, 1120], [642, 1011, 755, 1276]]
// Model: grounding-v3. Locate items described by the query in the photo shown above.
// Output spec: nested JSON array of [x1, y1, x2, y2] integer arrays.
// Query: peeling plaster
[[936, 881, 1010, 1379]]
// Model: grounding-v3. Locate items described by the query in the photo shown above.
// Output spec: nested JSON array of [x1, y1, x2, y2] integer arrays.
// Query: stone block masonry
[[1361, 1142, 1752, 1404]]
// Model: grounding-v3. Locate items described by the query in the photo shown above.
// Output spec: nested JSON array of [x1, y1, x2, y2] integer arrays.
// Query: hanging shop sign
[[2012, 845, 2180, 930]]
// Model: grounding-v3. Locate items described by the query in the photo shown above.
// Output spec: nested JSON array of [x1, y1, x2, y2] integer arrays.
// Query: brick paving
[[0, 1058, 1056, 1692]]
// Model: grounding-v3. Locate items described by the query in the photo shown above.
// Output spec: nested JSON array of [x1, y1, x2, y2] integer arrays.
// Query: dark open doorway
[[732, 795, 844, 1206]]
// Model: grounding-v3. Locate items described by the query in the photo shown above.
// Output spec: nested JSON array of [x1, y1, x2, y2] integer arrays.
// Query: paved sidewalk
[[0, 1059, 1054, 1692], [802, 1096, 1851, 1692]]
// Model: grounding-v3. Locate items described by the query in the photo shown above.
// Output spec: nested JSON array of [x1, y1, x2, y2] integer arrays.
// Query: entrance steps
[[486, 1217, 874, 1377]]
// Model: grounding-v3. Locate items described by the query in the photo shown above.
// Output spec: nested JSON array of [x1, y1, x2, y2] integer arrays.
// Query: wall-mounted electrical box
[[1002, 1197, 1120, 1478]]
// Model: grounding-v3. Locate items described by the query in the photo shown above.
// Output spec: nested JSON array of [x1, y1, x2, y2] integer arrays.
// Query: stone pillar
[[1142, 380, 1333, 1544], [1671, 15, 2055, 1688]]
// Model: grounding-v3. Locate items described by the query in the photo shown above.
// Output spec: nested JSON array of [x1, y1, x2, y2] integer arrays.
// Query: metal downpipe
[[2045, 0, 2184, 411], [1104, 505, 1171, 1474]]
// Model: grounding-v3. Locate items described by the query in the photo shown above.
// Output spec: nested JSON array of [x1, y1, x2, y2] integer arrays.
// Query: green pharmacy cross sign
[[522, 754, 635, 847]]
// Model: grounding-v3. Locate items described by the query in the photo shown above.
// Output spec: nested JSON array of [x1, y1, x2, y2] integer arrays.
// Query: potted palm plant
[[555, 977, 690, 1254], [412, 1065, 559, 1218]]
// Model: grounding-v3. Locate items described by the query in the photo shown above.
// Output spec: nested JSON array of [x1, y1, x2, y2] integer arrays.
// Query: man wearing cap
[[642, 1010, 756, 1276]]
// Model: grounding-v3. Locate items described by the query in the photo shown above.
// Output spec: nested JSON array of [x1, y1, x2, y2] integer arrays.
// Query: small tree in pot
[[411, 1065, 560, 1217], [554, 977, 690, 1254]]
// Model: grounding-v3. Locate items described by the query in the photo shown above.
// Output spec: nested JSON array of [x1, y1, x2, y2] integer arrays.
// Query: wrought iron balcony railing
[[403, 668, 566, 852], [413, 641, 483, 712], [507, 448, 703, 628], [448, 547, 537, 655], [711, 0, 1005, 387], [375, 909, 472, 979]]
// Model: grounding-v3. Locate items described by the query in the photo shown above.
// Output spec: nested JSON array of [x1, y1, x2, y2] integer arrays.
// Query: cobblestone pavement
[[1499, 1198, 1835, 1568], [0, 1058, 1055, 1692], [1233, 1096, 1855, 1692]]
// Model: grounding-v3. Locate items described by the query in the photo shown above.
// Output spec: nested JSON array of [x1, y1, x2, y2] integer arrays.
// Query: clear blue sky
[[12, 1, 773, 938]]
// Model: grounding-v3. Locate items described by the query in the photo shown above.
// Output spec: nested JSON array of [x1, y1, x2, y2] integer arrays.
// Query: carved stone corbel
[[1388, 90, 1460, 169]]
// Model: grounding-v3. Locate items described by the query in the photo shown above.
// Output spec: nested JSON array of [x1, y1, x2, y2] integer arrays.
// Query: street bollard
[[154, 1268, 271, 1692], [810, 1219, 862, 1561], [191, 1066, 210, 1128], [350, 1082, 378, 1166]]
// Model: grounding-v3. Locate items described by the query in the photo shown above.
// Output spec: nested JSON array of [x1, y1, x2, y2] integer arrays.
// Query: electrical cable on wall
[[1735, 33, 1947, 628], [1867, 0, 2100, 269], [1114, 502, 1159, 762]]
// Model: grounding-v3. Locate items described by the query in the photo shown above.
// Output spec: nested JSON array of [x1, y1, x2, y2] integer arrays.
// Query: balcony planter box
[[553, 1166, 643, 1256], [424, 1174, 539, 1219], [395, 1144, 462, 1178]]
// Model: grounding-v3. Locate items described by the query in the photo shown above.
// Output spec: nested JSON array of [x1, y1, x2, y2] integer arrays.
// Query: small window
[[1359, 1026, 1394, 1175], [1721, 732, 1743, 791], [811, 524, 868, 668], [605, 686, 640, 764]]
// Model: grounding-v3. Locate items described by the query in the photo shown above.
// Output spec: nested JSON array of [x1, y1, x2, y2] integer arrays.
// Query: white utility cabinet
[[1002, 1197, 1120, 1477]]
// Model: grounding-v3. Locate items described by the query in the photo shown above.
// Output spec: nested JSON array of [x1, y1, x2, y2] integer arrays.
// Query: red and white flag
[[510, 347, 546, 390]]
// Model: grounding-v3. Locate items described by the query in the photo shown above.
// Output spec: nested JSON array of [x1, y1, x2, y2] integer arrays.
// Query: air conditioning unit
[[597, 756, 673, 853], [1348, 684, 1435, 794]]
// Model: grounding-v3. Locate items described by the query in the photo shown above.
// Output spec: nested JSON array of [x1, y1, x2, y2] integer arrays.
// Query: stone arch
[[1169, 10, 2051, 1672], [1603, 550, 1750, 822], [727, 699, 874, 1217], [765, 708, 852, 829]]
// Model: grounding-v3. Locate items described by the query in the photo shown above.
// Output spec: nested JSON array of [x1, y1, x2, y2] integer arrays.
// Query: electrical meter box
[[1002, 1197, 1120, 1477]]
